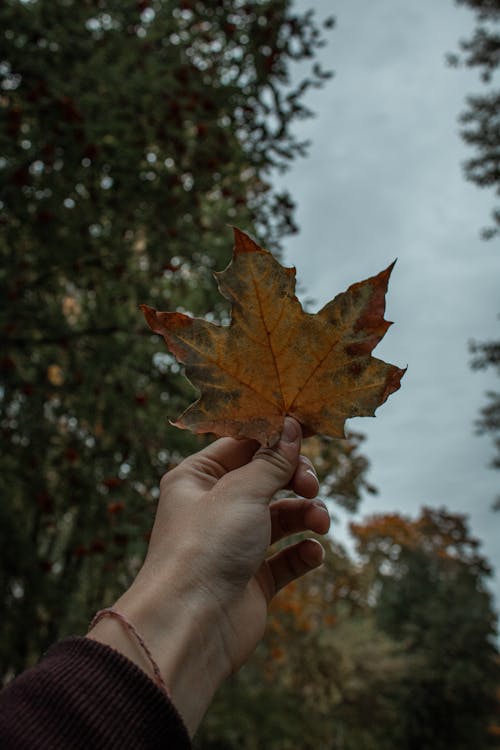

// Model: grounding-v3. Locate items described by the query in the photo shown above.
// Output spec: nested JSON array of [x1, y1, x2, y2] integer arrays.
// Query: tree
[[196, 509, 499, 750], [470, 337, 500, 508], [196, 537, 410, 750], [449, 0, 500, 506], [0, 0, 363, 682], [301, 431, 377, 513], [449, 0, 500, 239], [351, 508, 499, 750]]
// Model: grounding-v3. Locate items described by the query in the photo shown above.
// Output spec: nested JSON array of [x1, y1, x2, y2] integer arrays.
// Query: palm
[[171, 436, 327, 672]]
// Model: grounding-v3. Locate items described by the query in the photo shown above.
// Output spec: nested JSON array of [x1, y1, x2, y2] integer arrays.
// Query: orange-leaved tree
[[351, 507, 499, 750]]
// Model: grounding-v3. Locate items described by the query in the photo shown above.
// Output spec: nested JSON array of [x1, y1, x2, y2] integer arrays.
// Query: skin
[[87, 417, 330, 736]]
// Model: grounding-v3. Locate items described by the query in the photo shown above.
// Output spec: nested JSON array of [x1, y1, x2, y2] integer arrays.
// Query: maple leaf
[[141, 228, 405, 445]]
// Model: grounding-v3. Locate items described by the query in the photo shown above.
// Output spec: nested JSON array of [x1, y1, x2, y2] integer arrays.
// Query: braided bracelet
[[88, 607, 169, 697]]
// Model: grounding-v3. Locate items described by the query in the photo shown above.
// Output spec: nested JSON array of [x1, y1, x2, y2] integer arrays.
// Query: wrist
[[87, 575, 231, 736]]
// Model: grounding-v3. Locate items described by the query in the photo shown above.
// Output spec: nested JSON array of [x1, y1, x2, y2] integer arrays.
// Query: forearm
[[87, 573, 230, 737], [87, 420, 323, 738]]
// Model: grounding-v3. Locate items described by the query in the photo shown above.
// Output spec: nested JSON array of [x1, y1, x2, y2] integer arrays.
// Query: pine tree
[[0, 1, 371, 682], [450, 0, 500, 238], [449, 0, 500, 506]]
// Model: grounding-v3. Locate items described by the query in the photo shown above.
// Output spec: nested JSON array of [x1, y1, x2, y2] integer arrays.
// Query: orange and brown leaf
[[141, 228, 405, 445]]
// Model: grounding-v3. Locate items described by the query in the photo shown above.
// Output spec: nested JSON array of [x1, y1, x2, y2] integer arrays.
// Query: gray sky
[[280, 0, 500, 605]]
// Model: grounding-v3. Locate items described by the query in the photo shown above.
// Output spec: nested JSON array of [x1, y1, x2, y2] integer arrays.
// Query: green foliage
[[352, 508, 499, 750], [470, 337, 500, 509], [2, 6, 497, 749], [450, 0, 500, 238], [0, 0, 338, 680], [196, 623, 401, 750], [197, 511, 498, 750], [196, 538, 410, 750], [450, 0, 500, 507], [302, 431, 377, 513]]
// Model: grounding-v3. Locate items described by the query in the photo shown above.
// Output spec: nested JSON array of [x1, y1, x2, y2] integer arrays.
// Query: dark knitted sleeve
[[0, 636, 192, 750]]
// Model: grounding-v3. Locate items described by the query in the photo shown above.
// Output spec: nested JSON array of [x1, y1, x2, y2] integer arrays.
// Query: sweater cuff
[[0, 636, 192, 749]]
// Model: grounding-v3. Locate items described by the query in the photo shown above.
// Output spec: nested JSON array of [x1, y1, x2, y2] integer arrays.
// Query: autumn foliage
[[197, 508, 498, 750], [0, 3, 498, 749]]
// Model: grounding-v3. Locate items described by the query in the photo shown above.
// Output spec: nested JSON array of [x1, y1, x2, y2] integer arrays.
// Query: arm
[[0, 418, 329, 746], [87, 417, 329, 735]]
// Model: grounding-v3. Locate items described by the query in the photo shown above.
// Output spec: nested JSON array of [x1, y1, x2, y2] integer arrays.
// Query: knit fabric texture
[[0, 636, 192, 749]]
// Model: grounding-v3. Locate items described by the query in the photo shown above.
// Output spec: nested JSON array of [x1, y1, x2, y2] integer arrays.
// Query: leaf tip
[[379, 259, 397, 286], [140, 303, 158, 330], [231, 225, 267, 256], [381, 365, 407, 404]]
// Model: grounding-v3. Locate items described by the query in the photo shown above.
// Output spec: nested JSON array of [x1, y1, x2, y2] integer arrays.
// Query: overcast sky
[[280, 0, 500, 605]]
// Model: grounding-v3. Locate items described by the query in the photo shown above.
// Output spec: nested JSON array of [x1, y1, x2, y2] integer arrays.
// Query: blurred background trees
[[351, 509, 499, 750], [1, 1, 498, 748], [0, 0, 339, 678], [449, 0, 500, 508], [197, 509, 499, 749], [450, 0, 500, 240]]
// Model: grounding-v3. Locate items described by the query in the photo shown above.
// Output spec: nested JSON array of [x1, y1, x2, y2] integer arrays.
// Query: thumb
[[228, 417, 302, 503]]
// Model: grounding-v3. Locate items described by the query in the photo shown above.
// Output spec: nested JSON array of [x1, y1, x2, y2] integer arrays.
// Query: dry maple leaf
[[141, 228, 405, 446]]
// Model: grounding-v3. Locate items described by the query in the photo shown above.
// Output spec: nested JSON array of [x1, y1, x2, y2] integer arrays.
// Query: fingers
[[270, 497, 330, 544], [260, 498, 329, 603], [230, 417, 302, 503], [165, 417, 320, 505], [290, 456, 319, 499], [264, 539, 325, 600]]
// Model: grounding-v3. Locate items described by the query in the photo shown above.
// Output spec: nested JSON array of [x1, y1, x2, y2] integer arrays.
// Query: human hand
[[88, 417, 330, 735]]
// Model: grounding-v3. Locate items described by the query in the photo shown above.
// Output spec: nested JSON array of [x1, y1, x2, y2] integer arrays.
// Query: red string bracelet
[[88, 607, 169, 697]]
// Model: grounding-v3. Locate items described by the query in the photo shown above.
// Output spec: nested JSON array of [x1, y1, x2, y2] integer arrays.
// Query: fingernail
[[313, 500, 329, 516], [306, 468, 319, 485], [280, 417, 300, 445], [300, 539, 325, 566], [307, 540, 326, 564]]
